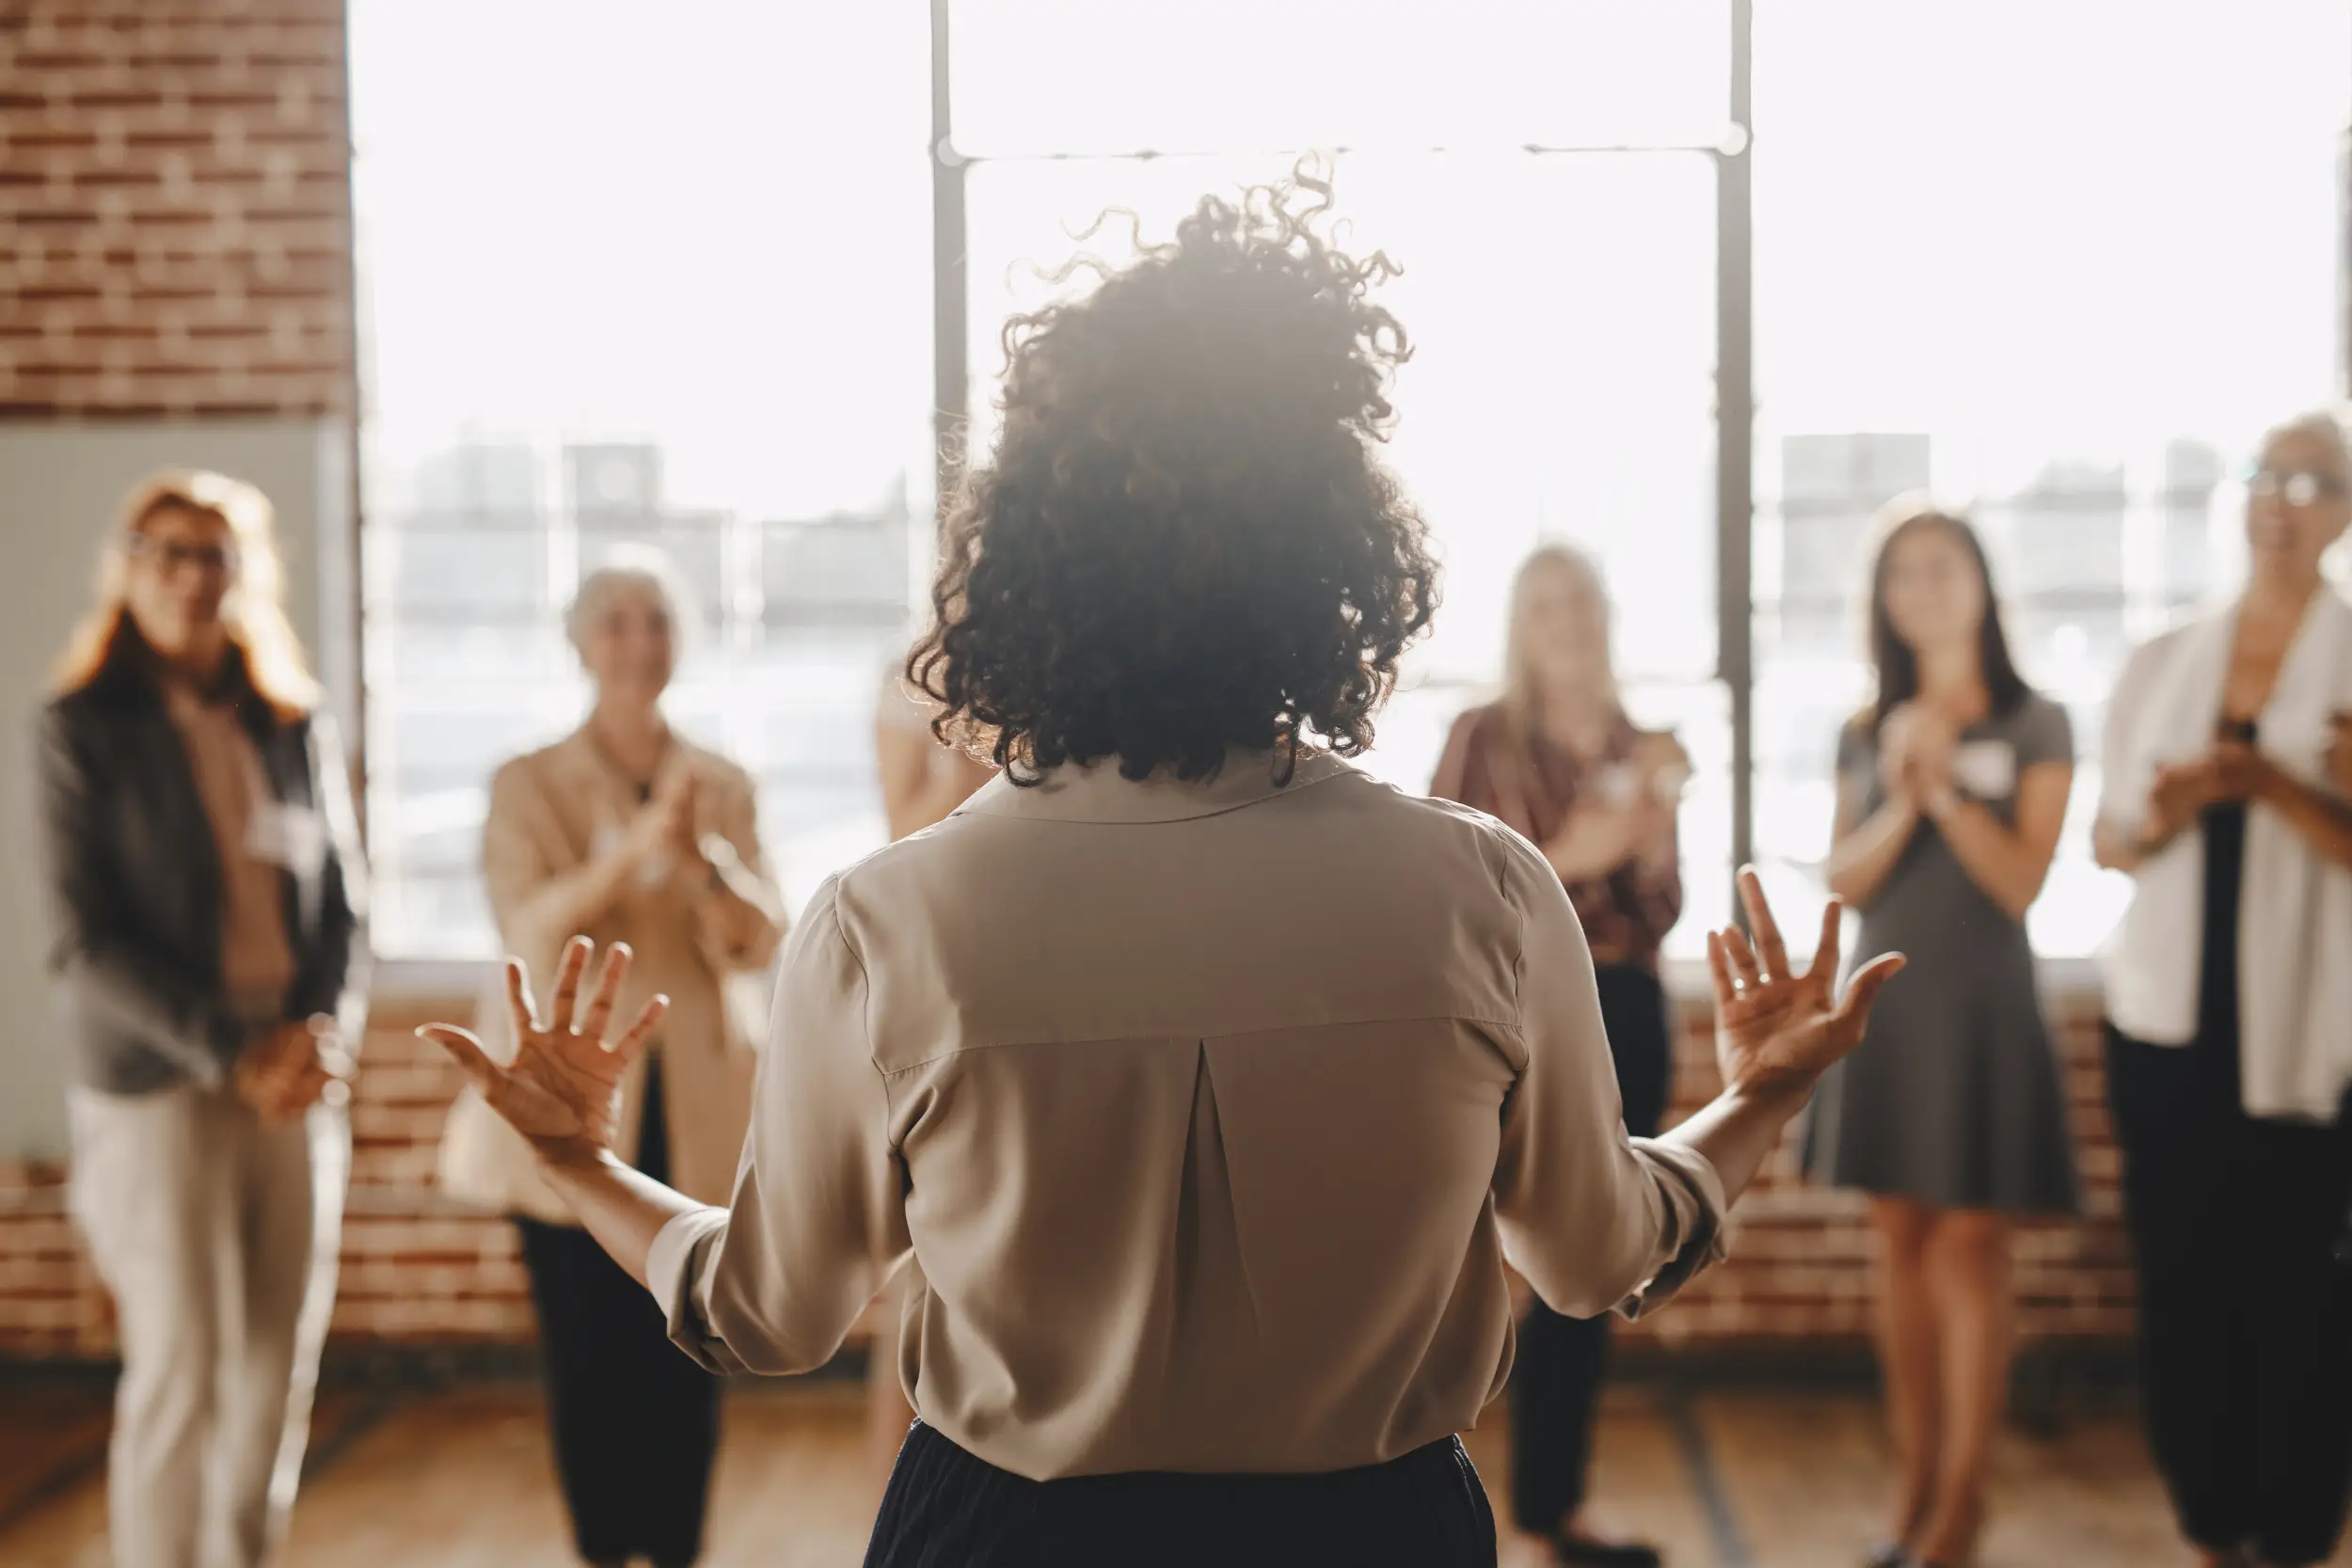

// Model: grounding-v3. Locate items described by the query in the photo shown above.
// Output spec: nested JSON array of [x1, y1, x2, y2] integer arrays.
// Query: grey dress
[[1804, 694, 2081, 1213]]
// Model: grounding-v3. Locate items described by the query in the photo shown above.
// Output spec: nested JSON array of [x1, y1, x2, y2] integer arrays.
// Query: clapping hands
[[1878, 703, 1957, 810], [2143, 726, 2287, 847], [622, 766, 701, 868]]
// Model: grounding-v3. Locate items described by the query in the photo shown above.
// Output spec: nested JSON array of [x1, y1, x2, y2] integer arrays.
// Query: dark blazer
[[37, 646, 369, 1096]]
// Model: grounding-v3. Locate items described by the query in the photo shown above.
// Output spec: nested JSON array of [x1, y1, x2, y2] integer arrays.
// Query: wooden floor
[[0, 1377, 2339, 1567]]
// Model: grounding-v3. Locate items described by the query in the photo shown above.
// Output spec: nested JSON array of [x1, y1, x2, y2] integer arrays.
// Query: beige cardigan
[[478, 726, 785, 1214]]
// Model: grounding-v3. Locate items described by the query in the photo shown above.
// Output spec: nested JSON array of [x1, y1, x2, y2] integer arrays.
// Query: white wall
[[0, 420, 356, 1160]]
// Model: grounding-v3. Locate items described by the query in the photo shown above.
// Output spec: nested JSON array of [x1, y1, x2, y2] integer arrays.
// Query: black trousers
[[2106, 1022, 2352, 1567], [864, 1420, 1497, 1568], [516, 1055, 722, 1566], [1509, 965, 1675, 1536]]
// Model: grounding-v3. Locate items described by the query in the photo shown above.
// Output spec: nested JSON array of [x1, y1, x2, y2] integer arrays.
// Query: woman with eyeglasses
[[38, 471, 367, 1568], [1430, 543, 1688, 1568], [2095, 413, 2352, 1568], [1808, 499, 2080, 1568]]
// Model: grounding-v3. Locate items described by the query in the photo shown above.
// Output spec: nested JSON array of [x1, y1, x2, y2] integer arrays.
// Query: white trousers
[[68, 1085, 348, 1568]]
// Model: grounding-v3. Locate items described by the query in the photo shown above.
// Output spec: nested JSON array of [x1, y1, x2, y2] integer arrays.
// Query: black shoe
[[1550, 1534, 1663, 1568], [1863, 1545, 1908, 1568]]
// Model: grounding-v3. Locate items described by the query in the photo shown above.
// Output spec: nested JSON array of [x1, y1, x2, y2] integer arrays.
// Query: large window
[[351, 2, 2351, 969], [955, 1, 1738, 952], [1749, 0, 2352, 958], [349, 3, 931, 956]]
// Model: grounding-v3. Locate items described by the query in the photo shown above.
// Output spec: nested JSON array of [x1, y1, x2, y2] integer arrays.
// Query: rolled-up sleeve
[[648, 873, 909, 1374], [1488, 832, 1728, 1320]]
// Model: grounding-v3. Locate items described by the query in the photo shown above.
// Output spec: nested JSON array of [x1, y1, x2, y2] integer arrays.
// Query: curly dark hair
[[911, 170, 1439, 784]]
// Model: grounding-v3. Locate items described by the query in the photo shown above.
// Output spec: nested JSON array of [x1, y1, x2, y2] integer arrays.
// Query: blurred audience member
[[1810, 500, 2078, 1568], [876, 657, 995, 842], [456, 550, 785, 1568], [862, 659, 994, 1491], [424, 176, 1899, 1565], [39, 470, 367, 1568], [2095, 413, 2352, 1568], [1430, 543, 1686, 1568]]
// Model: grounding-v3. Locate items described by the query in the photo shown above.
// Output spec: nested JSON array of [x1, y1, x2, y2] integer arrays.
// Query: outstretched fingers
[[1720, 923, 1762, 991], [1706, 930, 1740, 1008], [420, 1024, 501, 1091], [548, 936, 593, 1035], [574, 942, 632, 1044], [1810, 897, 1845, 987], [607, 993, 669, 1068], [503, 958, 538, 1047], [1735, 866, 1788, 982], [1834, 952, 1908, 1025]]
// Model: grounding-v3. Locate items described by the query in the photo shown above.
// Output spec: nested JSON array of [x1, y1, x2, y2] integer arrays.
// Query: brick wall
[[0, 990, 2136, 1361], [1622, 997, 2134, 1347], [0, 0, 353, 418]]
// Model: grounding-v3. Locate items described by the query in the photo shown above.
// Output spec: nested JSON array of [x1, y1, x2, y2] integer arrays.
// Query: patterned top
[[1430, 703, 1684, 970]]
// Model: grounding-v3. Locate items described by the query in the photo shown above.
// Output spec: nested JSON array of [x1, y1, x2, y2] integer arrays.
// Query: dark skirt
[[1804, 918, 2078, 1215], [865, 1421, 1497, 1568], [515, 1053, 722, 1565]]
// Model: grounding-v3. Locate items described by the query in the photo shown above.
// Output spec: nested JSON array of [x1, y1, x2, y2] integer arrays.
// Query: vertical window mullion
[[1718, 0, 1756, 902]]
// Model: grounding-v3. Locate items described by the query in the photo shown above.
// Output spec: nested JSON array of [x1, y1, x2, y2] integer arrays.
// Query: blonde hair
[[50, 469, 317, 721], [1500, 542, 1618, 752]]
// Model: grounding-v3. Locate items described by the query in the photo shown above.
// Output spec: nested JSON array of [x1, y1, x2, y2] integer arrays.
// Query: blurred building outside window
[[350, 0, 2351, 969], [1748, 0, 2352, 960]]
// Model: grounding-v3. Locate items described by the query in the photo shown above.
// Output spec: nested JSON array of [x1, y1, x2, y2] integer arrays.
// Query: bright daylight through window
[[1749, 0, 2352, 959], [350, 3, 931, 956], [352, 0, 2351, 967]]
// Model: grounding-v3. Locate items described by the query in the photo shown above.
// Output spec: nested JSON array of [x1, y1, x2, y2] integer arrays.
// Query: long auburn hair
[[1500, 542, 1620, 755], [50, 469, 318, 722], [1865, 496, 2028, 729]]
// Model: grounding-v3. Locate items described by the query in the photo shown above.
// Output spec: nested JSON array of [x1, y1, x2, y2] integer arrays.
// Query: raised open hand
[[1706, 867, 1904, 1104], [419, 937, 668, 1168]]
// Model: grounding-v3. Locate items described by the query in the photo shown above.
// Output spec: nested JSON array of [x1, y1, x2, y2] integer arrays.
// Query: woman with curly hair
[[421, 175, 1901, 1566]]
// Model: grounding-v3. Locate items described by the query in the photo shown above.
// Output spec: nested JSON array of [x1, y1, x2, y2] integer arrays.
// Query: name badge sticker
[[1951, 739, 2018, 801], [246, 802, 328, 875]]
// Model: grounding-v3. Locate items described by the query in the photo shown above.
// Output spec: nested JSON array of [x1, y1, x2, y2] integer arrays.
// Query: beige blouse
[[164, 683, 295, 1015], [646, 750, 1727, 1481], [483, 728, 785, 1209]]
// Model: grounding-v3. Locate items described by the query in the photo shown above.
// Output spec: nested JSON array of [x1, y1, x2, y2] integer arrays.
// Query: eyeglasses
[[2247, 467, 2347, 506], [122, 534, 240, 576]]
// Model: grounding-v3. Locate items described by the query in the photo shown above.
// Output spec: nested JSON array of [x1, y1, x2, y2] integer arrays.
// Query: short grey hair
[[2262, 407, 2352, 479], [564, 544, 694, 655]]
